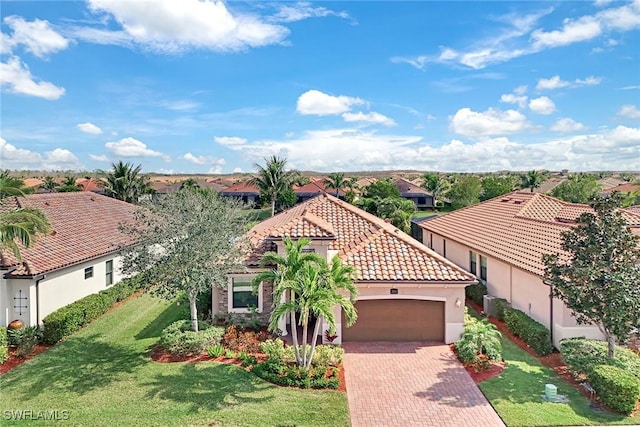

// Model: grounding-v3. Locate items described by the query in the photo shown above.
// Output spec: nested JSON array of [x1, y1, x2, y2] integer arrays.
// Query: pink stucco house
[[419, 191, 640, 347], [212, 193, 476, 344]]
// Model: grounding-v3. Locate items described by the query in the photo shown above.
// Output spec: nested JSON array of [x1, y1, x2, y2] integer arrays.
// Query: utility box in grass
[[483, 295, 496, 317]]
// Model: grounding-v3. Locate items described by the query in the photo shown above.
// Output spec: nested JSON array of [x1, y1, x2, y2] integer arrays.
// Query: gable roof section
[[1, 192, 138, 277], [220, 181, 259, 195], [420, 191, 640, 277], [246, 193, 473, 283], [294, 180, 344, 197], [393, 178, 431, 196]]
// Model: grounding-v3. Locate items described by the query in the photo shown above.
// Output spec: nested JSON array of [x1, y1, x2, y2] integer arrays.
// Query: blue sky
[[1, 1, 639, 174]]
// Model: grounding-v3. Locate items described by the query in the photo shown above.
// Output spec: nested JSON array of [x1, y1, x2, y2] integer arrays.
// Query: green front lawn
[[0, 294, 349, 426], [471, 308, 640, 426]]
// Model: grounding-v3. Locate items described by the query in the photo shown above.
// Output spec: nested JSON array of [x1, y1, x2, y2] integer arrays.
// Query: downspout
[[34, 274, 45, 325], [544, 279, 554, 347]]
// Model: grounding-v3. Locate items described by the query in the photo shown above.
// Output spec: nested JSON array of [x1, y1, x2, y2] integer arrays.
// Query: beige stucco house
[[420, 191, 640, 348], [0, 192, 136, 326], [212, 193, 476, 344]]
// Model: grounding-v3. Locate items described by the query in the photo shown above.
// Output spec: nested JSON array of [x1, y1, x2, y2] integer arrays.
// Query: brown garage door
[[342, 299, 444, 342]]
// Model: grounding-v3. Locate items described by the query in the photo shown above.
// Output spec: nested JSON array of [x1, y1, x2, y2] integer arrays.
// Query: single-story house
[[601, 182, 640, 196], [212, 193, 476, 344], [393, 178, 434, 209], [220, 182, 261, 207], [419, 191, 640, 348], [0, 192, 137, 327], [294, 180, 344, 202]]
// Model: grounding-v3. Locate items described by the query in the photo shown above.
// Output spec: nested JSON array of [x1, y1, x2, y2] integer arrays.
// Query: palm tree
[[103, 161, 149, 203], [250, 156, 299, 217], [42, 176, 57, 193], [252, 238, 323, 365], [180, 178, 200, 191], [431, 178, 450, 210], [58, 176, 81, 192], [324, 172, 346, 197], [0, 170, 28, 198], [521, 170, 543, 193], [0, 208, 51, 262]]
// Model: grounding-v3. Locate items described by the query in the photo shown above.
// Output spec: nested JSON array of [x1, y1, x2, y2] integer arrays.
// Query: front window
[[469, 251, 477, 275], [84, 267, 93, 280], [480, 256, 487, 281], [228, 277, 262, 313], [105, 260, 113, 286]]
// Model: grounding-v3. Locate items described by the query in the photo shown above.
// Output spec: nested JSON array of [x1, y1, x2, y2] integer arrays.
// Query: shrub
[[223, 325, 269, 353], [494, 298, 510, 322], [252, 361, 340, 389], [225, 349, 236, 359], [590, 364, 640, 415], [0, 327, 8, 364], [465, 282, 487, 305], [206, 344, 225, 358], [455, 316, 502, 367], [159, 320, 224, 356], [260, 339, 287, 363], [241, 355, 258, 367], [8, 326, 41, 357], [312, 345, 344, 367], [42, 275, 144, 344], [502, 306, 553, 356], [560, 338, 640, 380]]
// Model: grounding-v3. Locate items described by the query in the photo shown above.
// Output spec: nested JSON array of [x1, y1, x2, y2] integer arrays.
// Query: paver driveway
[[343, 342, 505, 427]]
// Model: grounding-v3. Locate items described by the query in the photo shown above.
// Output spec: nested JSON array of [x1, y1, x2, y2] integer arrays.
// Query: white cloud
[[0, 137, 83, 170], [341, 111, 396, 127], [77, 122, 103, 135], [183, 152, 226, 166], [159, 99, 200, 111], [296, 89, 365, 116], [214, 136, 248, 147], [618, 104, 640, 119], [105, 136, 168, 159], [0, 56, 65, 100], [270, 2, 352, 23], [2, 15, 70, 58], [532, 16, 602, 48], [232, 167, 243, 173], [212, 126, 640, 172], [89, 154, 110, 161], [551, 118, 585, 133], [500, 93, 528, 108], [449, 107, 529, 137], [537, 74, 602, 90], [426, 114, 436, 121], [529, 96, 556, 115], [83, 0, 289, 53]]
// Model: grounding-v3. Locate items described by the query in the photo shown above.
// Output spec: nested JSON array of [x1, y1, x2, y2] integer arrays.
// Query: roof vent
[[90, 197, 96, 201], [513, 200, 523, 205], [500, 198, 510, 202]]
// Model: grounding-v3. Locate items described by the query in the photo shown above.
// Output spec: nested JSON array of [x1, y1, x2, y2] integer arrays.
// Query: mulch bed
[[0, 344, 51, 375], [151, 344, 346, 391]]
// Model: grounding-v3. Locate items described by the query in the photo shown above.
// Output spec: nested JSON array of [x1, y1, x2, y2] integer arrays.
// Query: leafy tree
[[376, 197, 415, 233], [0, 208, 51, 262], [0, 170, 33, 198], [481, 176, 517, 201], [58, 175, 82, 192], [119, 188, 248, 331], [250, 156, 299, 217], [180, 178, 200, 191], [447, 176, 482, 209], [621, 189, 640, 207], [422, 173, 440, 192], [551, 174, 601, 203], [362, 178, 400, 200], [324, 172, 346, 197], [520, 170, 544, 193], [42, 176, 58, 193], [253, 238, 357, 368], [103, 161, 149, 203], [543, 194, 640, 359]]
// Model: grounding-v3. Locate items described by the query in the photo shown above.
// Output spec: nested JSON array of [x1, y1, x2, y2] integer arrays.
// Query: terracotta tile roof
[[76, 178, 105, 193], [1, 192, 138, 277], [221, 182, 259, 194], [23, 178, 44, 188], [246, 193, 474, 283], [599, 177, 627, 190], [626, 205, 640, 215], [393, 178, 431, 196], [420, 191, 640, 277], [602, 183, 640, 194], [294, 180, 343, 196]]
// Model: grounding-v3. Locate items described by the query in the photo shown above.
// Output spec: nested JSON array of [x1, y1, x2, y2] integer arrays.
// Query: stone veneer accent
[[216, 281, 274, 326]]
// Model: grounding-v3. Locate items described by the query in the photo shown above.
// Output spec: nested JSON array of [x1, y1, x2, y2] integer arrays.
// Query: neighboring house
[[601, 182, 640, 196], [212, 193, 475, 344], [294, 180, 344, 202], [534, 177, 565, 194], [419, 191, 640, 347], [23, 178, 44, 192], [220, 182, 261, 207], [599, 177, 627, 191], [0, 192, 137, 327], [76, 177, 105, 194], [393, 178, 434, 209]]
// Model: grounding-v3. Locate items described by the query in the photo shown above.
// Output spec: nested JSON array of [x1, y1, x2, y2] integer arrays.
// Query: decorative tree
[[551, 174, 601, 203], [324, 172, 346, 197], [481, 176, 517, 201], [103, 161, 150, 203], [250, 156, 299, 217], [447, 176, 482, 209], [0, 208, 51, 262], [543, 194, 640, 358], [119, 188, 248, 331], [520, 170, 544, 193]]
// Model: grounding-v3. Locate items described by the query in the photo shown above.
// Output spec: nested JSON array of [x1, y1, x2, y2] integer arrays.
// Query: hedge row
[[494, 298, 510, 322], [590, 364, 640, 415], [560, 338, 640, 381], [465, 282, 487, 306], [0, 327, 8, 364], [501, 304, 553, 356], [42, 275, 144, 345]]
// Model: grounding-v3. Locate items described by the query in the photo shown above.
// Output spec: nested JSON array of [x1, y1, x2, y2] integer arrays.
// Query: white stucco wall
[[2, 254, 125, 327]]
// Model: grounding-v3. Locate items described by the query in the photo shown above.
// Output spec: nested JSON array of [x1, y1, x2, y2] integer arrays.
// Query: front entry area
[[341, 299, 445, 342]]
